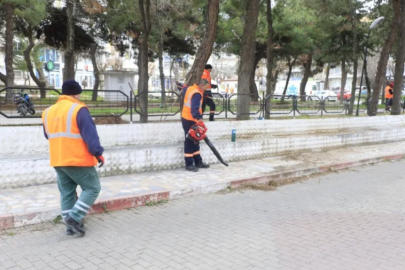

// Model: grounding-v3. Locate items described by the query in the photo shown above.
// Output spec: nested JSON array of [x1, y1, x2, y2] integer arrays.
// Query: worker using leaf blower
[[201, 64, 218, 121], [181, 79, 211, 172]]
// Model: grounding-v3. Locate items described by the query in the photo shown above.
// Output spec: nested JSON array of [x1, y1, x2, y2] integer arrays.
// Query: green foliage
[[14, 0, 47, 27]]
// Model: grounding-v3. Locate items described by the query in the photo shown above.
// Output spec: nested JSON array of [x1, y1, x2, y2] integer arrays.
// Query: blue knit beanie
[[62, 80, 82, 95]]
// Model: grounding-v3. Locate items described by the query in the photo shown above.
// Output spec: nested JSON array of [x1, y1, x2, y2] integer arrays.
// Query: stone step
[[1, 116, 404, 156], [2, 141, 405, 230], [2, 126, 405, 190]]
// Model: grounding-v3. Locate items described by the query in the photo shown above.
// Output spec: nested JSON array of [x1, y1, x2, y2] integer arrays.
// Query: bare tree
[[324, 64, 330, 90], [391, 0, 405, 115], [23, 27, 47, 98], [348, 0, 358, 114], [369, 0, 400, 116], [138, 0, 152, 123], [236, 0, 260, 120], [265, 0, 274, 119], [185, 0, 220, 86], [299, 54, 313, 101], [64, 0, 76, 80], [90, 44, 100, 102]]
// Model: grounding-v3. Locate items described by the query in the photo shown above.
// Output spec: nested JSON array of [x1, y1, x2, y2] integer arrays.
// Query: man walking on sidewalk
[[42, 79, 105, 236], [201, 64, 218, 121], [181, 79, 211, 172]]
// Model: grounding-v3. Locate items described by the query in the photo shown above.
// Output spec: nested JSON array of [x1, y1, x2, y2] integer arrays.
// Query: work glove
[[196, 120, 207, 133], [96, 155, 105, 168], [211, 84, 218, 89]]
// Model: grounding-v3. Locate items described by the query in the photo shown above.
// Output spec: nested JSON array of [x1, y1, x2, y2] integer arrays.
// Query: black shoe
[[63, 215, 85, 236], [66, 221, 84, 235], [196, 162, 210, 169], [186, 165, 199, 172]]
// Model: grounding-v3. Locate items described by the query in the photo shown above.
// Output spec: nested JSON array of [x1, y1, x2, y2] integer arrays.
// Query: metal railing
[[2, 87, 405, 121], [0, 87, 128, 118]]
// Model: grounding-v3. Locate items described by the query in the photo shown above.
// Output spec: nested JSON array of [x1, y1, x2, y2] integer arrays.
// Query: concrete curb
[[1, 153, 404, 230]]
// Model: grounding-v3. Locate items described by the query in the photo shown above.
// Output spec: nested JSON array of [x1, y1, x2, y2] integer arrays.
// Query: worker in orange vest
[[181, 79, 211, 172], [201, 64, 218, 121], [42, 80, 104, 236], [385, 82, 394, 111]]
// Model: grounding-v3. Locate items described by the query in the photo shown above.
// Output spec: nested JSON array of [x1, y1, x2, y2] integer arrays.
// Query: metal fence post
[[321, 97, 324, 117], [130, 90, 133, 122], [225, 96, 228, 119], [262, 92, 265, 119], [293, 97, 296, 119]]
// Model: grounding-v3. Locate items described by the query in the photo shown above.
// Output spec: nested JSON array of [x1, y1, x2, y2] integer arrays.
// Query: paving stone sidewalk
[[2, 158, 405, 270], [2, 141, 405, 230]]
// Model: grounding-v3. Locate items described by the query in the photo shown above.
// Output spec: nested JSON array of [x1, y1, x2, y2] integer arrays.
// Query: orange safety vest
[[42, 95, 97, 167], [181, 84, 203, 122], [385, 86, 393, 99], [201, 69, 212, 89]]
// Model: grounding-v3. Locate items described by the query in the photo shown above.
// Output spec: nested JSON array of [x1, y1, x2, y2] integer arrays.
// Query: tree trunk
[[0, 72, 6, 85], [272, 70, 279, 94], [236, 0, 260, 120], [4, 3, 15, 101], [281, 58, 296, 102], [391, 0, 405, 115], [324, 64, 330, 90], [24, 27, 47, 96], [340, 59, 347, 104], [185, 0, 220, 86], [64, 0, 76, 81], [158, 38, 166, 106], [369, 0, 400, 116], [348, 0, 358, 115], [138, 0, 152, 123], [381, 73, 386, 105], [250, 75, 259, 101], [300, 54, 312, 101], [5, 3, 14, 87], [365, 65, 372, 103], [90, 44, 100, 102], [250, 52, 264, 102], [265, 0, 274, 119]]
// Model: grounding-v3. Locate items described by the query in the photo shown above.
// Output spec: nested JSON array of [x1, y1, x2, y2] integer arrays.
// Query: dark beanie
[[62, 79, 82, 95], [205, 64, 213, 70]]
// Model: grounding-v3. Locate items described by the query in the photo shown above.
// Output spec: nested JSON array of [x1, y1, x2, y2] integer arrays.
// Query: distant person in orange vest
[[42, 79, 104, 236], [201, 64, 218, 121], [385, 82, 394, 111], [230, 87, 234, 94], [181, 79, 211, 172]]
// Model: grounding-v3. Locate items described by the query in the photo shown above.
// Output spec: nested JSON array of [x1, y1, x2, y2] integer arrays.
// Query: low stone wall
[[1, 115, 405, 189]]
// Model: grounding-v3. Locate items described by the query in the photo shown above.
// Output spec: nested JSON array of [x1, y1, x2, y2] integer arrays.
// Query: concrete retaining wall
[[1, 115, 405, 189]]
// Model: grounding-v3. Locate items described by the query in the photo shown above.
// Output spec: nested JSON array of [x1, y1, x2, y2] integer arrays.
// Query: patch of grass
[[102, 203, 108, 213], [53, 215, 62, 224], [5, 231, 16, 237], [217, 186, 237, 194], [145, 199, 169, 206]]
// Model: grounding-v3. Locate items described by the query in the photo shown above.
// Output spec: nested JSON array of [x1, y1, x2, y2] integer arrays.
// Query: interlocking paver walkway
[[2, 140, 405, 224], [2, 158, 405, 269]]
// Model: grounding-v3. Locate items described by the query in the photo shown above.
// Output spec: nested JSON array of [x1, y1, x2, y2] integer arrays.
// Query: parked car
[[308, 90, 338, 101], [336, 91, 351, 101]]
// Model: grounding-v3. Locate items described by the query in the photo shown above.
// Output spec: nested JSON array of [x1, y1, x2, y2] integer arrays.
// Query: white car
[[308, 90, 337, 101]]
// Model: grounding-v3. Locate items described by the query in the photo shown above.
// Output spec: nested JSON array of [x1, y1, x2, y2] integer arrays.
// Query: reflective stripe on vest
[[44, 103, 83, 139], [183, 90, 201, 108]]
